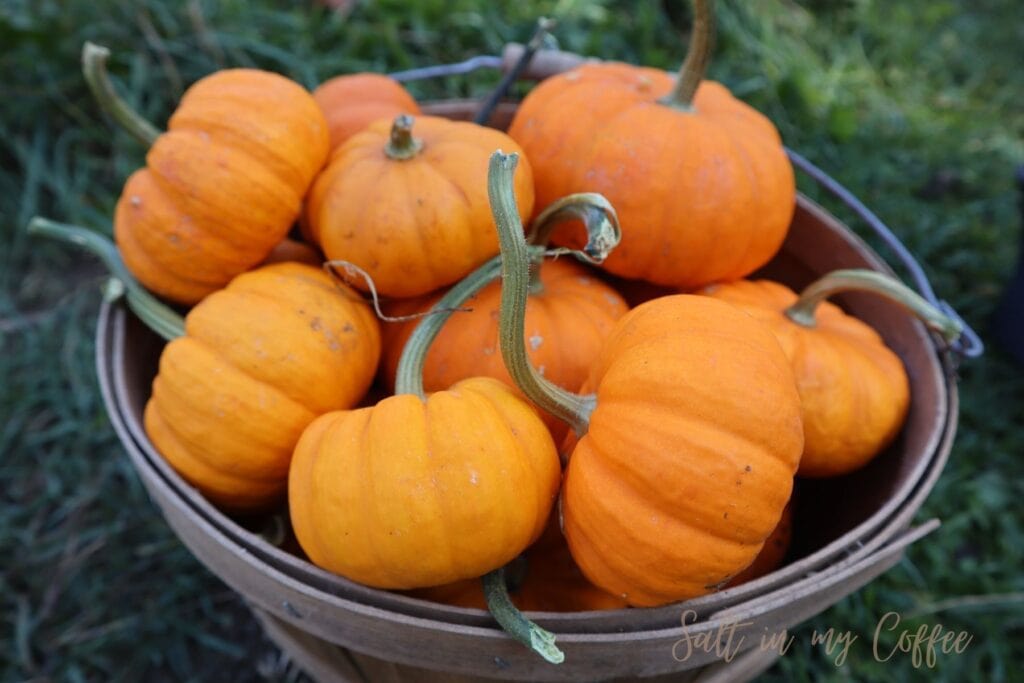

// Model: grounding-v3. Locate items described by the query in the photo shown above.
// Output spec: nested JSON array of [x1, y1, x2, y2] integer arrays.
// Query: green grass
[[2, 1, 1022, 681]]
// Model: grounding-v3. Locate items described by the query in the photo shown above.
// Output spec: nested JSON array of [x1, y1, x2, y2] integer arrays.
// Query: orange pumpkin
[[313, 73, 420, 151], [288, 376, 560, 589], [304, 114, 535, 298], [86, 49, 331, 305], [260, 237, 322, 267], [726, 500, 793, 587], [488, 152, 803, 607], [507, 0, 794, 290], [144, 262, 381, 510], [700, 273, 961, 478], [411, 516, 628, 612], [379, 258, 629, 439]]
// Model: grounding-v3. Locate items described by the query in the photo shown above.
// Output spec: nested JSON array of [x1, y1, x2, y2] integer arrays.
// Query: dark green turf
[[2, 1, 1021, 681]]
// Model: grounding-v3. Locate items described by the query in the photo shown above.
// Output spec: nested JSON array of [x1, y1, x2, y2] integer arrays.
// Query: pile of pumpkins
[[36, 0, 960, 662]]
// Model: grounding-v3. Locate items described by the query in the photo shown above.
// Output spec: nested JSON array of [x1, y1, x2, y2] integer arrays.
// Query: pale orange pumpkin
[[313, 73, 420, 151], [701, 273, 961, 478]]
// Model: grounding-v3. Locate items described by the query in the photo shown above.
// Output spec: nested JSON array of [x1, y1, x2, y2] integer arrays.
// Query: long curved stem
[[81, 42, 161, 146], [785, 269, 963, 344], [489, 152, 596, 436], [659, 0, 714, 111], [483, 567, 564, 665], [27, 217, 184, 341]]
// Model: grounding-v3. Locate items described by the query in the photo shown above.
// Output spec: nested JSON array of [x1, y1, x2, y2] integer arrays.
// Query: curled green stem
[[659, 0, 714, 111], [81, 42, 162, 146], [527, 192, 621, 263], [384, 114, 424, 160], [489, 152, 596, 436], [483, 567, 564, 665], [784, 269, 963, 344], [27, 217, 184, 341]]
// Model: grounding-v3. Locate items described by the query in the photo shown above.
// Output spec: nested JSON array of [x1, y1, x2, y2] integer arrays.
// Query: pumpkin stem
[[785, 269, 963, 344], [483, 567, 564, 665], [81, 42, 162, 147], [526, 193, 621, 294], [528, 193, 621, 262], [27, 217, 184, 341], [384, 114, 424, 160], [489, 152, 596, 436], [660, 0, 714, 111]]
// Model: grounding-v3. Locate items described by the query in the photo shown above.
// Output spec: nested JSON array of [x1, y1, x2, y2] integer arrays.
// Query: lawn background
[[2, 1, 1022, 681]]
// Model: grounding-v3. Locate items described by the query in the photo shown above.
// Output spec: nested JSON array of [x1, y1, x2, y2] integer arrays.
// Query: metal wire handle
[[388, 49, 983, 361]]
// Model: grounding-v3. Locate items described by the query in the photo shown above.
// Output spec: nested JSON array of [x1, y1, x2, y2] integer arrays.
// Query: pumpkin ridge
[[186, 289, 362, 417], [155, 340, 316, 461], [149, 131, 301, 238], [582, 406, 788, 546], [566, 446, 724, 603], [468, 383, 550, 543], [423, 393, 462, 582], [146, 401, 284, 488], [292, 412, 341, 570]]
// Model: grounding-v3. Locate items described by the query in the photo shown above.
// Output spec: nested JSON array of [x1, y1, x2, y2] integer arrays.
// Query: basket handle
[[496, 44, 982, 360]]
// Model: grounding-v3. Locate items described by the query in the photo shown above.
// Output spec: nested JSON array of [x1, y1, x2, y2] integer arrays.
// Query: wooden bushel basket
[[95, 95, 960, 682]]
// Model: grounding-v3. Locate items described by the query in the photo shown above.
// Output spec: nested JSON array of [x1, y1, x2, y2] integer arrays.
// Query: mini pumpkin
[[488, 152, 803, 607], [507, 0, 794, 290], [83, 44, 329, 304], [28, 220, 381, 511], [701, 273, 961, 478], [303, 114, 535, 298], [313, 73, 420, 151]]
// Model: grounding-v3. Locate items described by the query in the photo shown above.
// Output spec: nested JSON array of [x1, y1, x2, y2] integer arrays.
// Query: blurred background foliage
[[1, 0, 1021, 681]]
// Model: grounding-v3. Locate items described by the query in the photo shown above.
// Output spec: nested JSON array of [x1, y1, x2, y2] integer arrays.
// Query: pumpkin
[[507, 0, 795, 290], [260, 237, 322, 267], [488, 152, 804, 607], [83, 44, 330, 304], [27, 220, 381, 511], [411, 516, 628, 612], [726, 500, 792, 587], [380, 256, 628, 441], [313, 73, 420, 151], [701, 273, 962, 478], [303, 114, 535, 298], [146, 262, 380, 510]]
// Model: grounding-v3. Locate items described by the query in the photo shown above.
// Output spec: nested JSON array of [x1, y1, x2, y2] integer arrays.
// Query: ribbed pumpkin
[[313, 73, 420, 151], [102, 62, 329, 304], [726, 500, 793, 587], [303, 114, 534, 298], [379, 258, 629, 439], [288, 377, 559, 589], [701, 273, 961, 478], [488, 152, 803, 607], [507, 0, 794, 290], [145, 262, 381, 510]]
